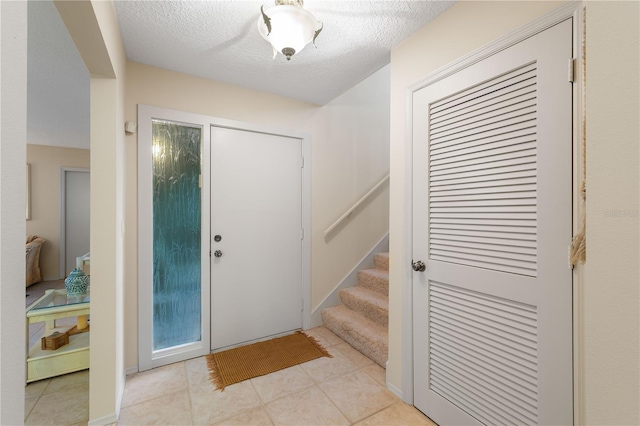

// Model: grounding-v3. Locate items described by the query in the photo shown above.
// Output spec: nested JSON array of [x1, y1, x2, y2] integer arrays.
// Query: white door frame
[[401, 1, 585, 422], [138, 106, 211, 370], [59, 167, 90, 279], [138, 104, 311, 371]]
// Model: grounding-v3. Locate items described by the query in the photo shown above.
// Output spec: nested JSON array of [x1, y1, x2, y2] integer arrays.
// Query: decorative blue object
[[65, 268, 89, 295]]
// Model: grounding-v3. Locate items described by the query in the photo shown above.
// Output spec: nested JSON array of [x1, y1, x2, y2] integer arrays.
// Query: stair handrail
[[324, 173, 390, 238]]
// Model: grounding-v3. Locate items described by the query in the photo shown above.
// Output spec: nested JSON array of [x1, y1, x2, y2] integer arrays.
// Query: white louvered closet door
[[412, 20, 573, 425]]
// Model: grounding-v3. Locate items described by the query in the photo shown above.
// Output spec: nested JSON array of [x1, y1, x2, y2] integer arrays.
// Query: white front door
[[210, 126, 303, 350], [412, 20, 573, 425]]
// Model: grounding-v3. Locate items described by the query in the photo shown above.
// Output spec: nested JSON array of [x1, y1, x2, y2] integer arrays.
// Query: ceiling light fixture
[[258, 0, 323, 61]]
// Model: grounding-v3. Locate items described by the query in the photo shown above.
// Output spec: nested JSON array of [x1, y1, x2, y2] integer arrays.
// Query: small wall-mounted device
[[125, 121, 137, 134]]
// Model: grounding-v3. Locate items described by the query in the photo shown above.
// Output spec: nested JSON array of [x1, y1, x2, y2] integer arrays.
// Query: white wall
[[388, 0, 562, 392], [584, 2, 639, 424], [310, 65, 390, 309], [124, 62, 390, 371], [27, 0, 90, 151], [0, 1, 27, 423]]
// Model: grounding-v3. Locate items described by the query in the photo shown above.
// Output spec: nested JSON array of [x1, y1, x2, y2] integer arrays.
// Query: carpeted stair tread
[[322, 305, 388, 368], [321, 251, 390, 368], [339, 286, 388, 327], [357, 268, 389, 296], [374, 252, 389, 271]]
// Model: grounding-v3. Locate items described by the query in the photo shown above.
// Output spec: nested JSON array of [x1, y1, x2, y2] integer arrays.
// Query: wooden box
[[41, 331, 69, 351]]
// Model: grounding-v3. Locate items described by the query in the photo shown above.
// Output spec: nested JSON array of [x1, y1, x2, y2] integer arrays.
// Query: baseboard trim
[[115, 370, 126, 421], [88, 372, 126, 426], [386, 379, 403, 400], [385, 360, 403, 399], [125, 366, 138, 376], [309, 233, 389, 328], [88, 412, 118, 426]]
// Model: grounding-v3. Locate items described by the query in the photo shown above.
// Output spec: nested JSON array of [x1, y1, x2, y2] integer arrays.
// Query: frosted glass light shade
[[258, 5, 320, 60]]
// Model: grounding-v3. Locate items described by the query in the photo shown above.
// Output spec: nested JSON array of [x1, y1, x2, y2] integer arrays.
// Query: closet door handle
[[412, 260, 426, 272]]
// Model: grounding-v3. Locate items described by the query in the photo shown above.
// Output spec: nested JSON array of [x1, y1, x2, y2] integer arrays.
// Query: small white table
[[26, 289, 90, 383]]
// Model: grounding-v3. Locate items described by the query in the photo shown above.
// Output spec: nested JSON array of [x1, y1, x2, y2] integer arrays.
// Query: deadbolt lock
[[214, 250, 223, 258]]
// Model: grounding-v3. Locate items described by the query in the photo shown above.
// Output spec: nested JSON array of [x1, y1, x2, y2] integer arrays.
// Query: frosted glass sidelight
[[152, 120, 202, 351]]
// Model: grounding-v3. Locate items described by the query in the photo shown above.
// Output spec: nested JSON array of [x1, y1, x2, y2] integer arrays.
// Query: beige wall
[[55, 0, 128, 422], [88, 1, 128, 422], [388, 0, 562, 391], [124, 62, 390, 370], [26, 144, 90, 280], [123, 62, 315, 371], [584, 2, 639, 424]]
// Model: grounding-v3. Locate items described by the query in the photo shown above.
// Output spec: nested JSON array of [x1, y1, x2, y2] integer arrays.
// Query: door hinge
[[301, 157, 305, 168], [301, 298, 304, 312], [301, 228, 304, 240], [209, 250, 212, 257], [568, 58, 576, 83]]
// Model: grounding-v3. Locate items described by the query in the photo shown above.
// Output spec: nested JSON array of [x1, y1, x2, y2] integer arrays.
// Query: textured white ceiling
[[28, 0, 90, 150], [27, 0, 453, 151], [115, 0, 454, 105]]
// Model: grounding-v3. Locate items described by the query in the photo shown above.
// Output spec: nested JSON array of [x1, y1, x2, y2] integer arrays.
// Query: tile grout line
[[248, 377, 275, 426], [353, 401, 403, 426], [312, 336, 361, 425], [246, 343, 351, 425], [322, 371, 397, 426], [25, 377, 52, 421], [24, 395, 39, 422], [182, 361, 197, 426], [121, 384, 190, 412], [249, 364, 317, 424], [25, 374, 91, 425], [314, 379, 353, 425], [312, 332, 396, 425], [259, 368, 317, 406]]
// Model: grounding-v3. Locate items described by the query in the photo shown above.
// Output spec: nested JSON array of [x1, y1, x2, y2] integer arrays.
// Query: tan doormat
[[206, 331, 332, 391]]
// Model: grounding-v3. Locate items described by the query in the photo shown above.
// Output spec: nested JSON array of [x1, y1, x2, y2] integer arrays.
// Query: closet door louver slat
[[429, 281, 539, 425], [429, 63, 538, 278]]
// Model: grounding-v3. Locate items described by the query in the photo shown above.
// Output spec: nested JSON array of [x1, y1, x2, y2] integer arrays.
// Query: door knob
[[214, 250, 223, 258], [412, 260, 426, 272]]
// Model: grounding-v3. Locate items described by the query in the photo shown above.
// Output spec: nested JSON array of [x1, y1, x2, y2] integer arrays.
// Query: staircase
[[321, 252, 389, 368]]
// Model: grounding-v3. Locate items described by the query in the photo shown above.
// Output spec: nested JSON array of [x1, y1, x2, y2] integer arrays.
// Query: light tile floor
[[25, 327, 437, 426], [25, 370, 90, 425]]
